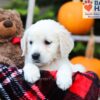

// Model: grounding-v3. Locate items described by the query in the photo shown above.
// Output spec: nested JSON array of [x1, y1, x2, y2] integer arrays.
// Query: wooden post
[[25, 0, 35, 29], [85, 28, 95, 58], [72, 35, 100, 43]]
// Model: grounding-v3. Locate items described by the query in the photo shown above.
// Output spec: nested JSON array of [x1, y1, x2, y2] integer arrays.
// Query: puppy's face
[[26, 30, 59, 66], [21, 20, 74, 67]]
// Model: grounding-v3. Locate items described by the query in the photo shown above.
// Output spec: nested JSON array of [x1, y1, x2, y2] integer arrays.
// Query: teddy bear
[[0, 8, 24, 68]]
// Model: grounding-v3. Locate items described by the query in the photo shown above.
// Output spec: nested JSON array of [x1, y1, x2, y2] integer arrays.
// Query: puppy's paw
[[73, 64, 86, 73], [23, 64, 40, 83], [56, 73, 72, 91]]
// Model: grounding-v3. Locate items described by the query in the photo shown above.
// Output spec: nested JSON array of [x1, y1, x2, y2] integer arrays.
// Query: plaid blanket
[[0, 64, 99, 100]]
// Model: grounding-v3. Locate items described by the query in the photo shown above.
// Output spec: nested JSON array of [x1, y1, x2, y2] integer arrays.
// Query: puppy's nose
[[32, 53, 40, 60]]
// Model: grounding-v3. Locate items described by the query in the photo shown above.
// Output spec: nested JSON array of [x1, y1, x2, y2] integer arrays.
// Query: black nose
[[32, 53, 40, 60]]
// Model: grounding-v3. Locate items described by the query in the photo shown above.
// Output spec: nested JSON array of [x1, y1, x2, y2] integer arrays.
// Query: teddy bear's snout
[[3, 20, 13, 28]]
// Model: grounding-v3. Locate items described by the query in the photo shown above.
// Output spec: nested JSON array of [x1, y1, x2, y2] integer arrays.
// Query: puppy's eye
[[29, 41, 33, 45], [44, 40, 52, 45]]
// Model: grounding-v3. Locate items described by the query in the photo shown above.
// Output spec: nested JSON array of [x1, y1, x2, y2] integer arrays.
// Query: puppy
[[21, 20, 85, 91]]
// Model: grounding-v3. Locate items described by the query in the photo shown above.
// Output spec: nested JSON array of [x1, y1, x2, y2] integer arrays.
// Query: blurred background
[[0, 0, 100, 59]]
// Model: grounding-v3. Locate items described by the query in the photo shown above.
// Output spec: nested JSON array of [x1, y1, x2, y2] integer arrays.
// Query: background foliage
[[5, 0, 100, 58]]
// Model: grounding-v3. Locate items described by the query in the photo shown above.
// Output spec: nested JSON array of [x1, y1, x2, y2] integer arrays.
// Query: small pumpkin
[[71, 56, 100, 78], [71, 30, 100, 78], [57, 0, 94, 35]]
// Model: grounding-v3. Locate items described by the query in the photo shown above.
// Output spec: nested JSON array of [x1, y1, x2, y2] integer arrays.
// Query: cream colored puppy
[[21, 20, 85, 91]]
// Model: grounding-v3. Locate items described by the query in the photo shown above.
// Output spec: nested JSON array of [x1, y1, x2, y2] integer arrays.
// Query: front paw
[[23, 64, 40, 83], [56, 73, 72, 91]]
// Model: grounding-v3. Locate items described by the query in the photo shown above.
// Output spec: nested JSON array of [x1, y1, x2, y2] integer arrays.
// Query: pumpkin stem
[[85, 28, 95, 58], [73, 0, 81, 2]]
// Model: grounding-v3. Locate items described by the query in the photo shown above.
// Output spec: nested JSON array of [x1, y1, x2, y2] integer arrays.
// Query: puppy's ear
[[58, 26, 74, 59], [21, 31, 27, 56]]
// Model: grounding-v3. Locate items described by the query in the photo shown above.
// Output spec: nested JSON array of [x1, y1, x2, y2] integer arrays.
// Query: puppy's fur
[[21, 20, 85, 90]]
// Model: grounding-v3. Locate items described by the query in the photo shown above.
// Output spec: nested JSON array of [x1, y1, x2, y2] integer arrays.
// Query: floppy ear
[[21, 31, 27, 56], [58, 26, 74, 59]]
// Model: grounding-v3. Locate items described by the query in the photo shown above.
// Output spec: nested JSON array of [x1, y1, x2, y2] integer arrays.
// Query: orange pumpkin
[[71, 28, 100, 78], [71, 29, 100, 78], [58, 1, 94, 35], [71, 56, 100, 78]]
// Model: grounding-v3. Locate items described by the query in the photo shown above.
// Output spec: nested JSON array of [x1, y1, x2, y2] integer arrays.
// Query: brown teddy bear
[[0, 8, 24, 68]]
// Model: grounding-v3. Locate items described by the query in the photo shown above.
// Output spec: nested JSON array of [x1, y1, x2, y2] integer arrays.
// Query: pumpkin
[[71, 30, 100, 78], [57, 0, 94, 35], [71, 56, 100, 78]]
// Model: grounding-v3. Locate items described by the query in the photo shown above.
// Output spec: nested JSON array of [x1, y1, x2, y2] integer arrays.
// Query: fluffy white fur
[[21, 19, 85, 91]]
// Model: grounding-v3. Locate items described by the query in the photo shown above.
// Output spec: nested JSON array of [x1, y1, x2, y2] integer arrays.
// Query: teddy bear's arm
[[0, 55, 16, 67]]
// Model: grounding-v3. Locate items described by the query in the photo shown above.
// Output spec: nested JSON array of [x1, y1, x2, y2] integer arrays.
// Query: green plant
[[34, 6, 56, 23], [73, 42, 86, 53], [5, 0, 27, 16], [5, 0, 40, 16]]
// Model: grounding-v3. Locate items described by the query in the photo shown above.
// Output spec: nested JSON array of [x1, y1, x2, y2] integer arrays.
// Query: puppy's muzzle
[[32, 53, 40, 62]]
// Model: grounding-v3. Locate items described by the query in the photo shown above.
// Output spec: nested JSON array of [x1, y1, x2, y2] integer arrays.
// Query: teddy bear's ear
[[58, 25, 74, 59], [12, 10, 20, 17], [6, 9, 23, 35], [21, 32, 27, 56]]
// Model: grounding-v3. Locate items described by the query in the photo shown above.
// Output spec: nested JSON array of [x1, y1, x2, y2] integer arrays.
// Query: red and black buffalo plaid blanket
[[0, 64, 99, 100]]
